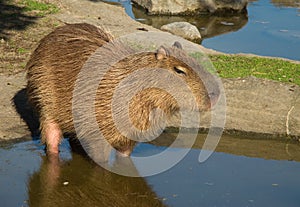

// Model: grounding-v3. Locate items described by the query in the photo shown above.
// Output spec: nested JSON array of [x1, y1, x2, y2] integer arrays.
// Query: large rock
[[132, 0, 248, 15], [160, 22, 201, 41]]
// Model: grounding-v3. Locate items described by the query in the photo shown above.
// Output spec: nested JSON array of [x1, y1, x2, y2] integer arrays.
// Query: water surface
[[202, 0, 300, 60], [1, 134, 300, 207], [103, 0, 300, 60]]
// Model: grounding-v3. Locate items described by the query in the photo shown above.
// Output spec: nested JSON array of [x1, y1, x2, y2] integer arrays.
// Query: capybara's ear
[[172, 41, 183, 49], [156, 46, 168, 60]]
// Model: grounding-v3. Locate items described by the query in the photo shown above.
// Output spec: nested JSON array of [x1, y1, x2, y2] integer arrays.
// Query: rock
[[132, 0, 248, 15], [160, 22, 201, 41]]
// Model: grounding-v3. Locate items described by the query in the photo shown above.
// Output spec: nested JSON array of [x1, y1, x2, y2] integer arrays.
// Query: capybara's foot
[[116, 150, 131, 157], [115, 145, 134, 157], [43, 121, 62, 155]]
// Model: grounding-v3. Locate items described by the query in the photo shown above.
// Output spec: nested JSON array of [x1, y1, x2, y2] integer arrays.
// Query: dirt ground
[[0, 0, 63, 139], [0, 0, 299, 140]]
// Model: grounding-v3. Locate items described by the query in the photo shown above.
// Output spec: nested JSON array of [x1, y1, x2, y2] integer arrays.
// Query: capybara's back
[[26, 23, 220, 157], [26, 23, 113, 154]]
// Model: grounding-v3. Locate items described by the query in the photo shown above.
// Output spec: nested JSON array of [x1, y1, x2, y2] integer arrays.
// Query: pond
[[103, 0, 300, 61], [1, 134, 300, 207]]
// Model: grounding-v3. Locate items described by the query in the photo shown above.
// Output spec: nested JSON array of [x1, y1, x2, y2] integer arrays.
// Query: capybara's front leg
[[41, 121, 62, 154]]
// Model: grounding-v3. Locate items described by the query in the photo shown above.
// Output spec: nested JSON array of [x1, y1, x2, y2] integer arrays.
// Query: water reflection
[[153, 130, 300, 162], [27, 132, 300, 207], [133, 7, 248, 40], [100, 0, 248, 40], [28, 153, 166, 207], [1, 133, 300, 206]]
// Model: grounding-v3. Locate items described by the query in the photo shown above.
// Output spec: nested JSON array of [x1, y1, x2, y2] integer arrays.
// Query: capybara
[[26, 23, 219, 157]]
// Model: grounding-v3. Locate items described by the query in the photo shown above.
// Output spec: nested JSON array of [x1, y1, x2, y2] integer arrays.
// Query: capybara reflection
[[28, 153, 168, 207], [26, 23, 219, 157]]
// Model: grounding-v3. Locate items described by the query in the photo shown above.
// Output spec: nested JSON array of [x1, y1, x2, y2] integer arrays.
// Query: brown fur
[[26, 23, 219, 155]]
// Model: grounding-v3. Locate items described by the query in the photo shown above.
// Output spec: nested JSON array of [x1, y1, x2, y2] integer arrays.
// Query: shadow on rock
[[28, 153, 167, 207]]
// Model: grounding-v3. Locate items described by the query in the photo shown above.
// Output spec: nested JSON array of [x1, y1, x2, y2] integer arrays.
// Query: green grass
[[191, 52, 300, 85], [21, 0, 59, 16], [17, 47, 29, 54]]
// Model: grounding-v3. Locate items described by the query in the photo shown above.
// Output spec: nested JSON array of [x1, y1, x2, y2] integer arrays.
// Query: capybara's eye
[[174, 66, 187, 75]]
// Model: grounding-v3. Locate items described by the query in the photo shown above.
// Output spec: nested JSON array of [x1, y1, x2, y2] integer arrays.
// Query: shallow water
[[1, 134, 300, 207], [103, 0, 300, 60]]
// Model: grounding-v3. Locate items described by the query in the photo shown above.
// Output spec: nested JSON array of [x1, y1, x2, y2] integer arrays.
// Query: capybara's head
[[125, 42, 220, 115], [151, 42, 220, 112], [106, 41, 220, 135]]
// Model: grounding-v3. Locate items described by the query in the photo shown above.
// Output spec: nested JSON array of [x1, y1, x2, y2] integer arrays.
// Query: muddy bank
[[0, 0, 299, 140]]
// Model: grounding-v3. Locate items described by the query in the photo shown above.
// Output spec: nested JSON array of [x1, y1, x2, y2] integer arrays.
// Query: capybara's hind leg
[[41, 121, 62, 154]]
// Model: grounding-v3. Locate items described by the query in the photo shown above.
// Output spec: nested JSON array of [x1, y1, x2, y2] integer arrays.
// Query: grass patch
[[0, 0, 62, 74], [17, 47, 29, 54], [210, 55, 300, 85], [191, 53, 300, 85], [21, 0, 59, 16]]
